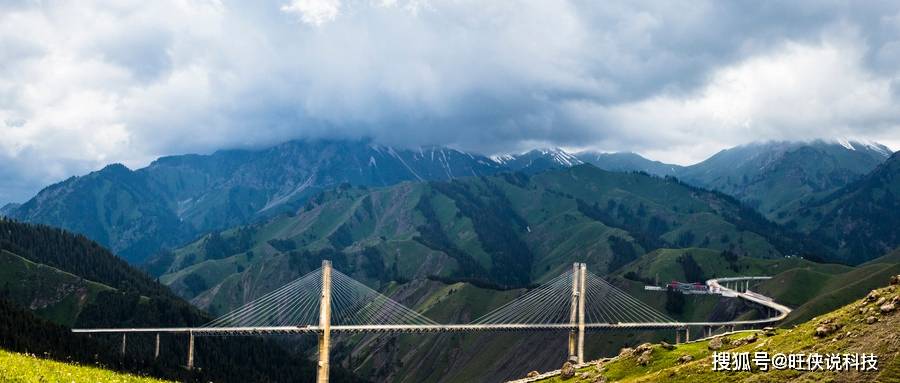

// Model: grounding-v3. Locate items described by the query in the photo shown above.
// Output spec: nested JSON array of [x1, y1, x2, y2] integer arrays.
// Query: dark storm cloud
[[0, 0, 899, 204]]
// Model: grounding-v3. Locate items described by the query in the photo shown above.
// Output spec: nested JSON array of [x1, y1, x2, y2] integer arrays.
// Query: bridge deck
[[72, 276, 790, 335]]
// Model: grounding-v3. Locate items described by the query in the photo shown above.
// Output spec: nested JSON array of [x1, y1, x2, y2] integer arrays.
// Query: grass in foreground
[[0, 349, 172, 383]]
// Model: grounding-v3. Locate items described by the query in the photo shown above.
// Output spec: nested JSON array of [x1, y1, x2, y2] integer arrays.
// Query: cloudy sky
[[1, 0, 900, 204]]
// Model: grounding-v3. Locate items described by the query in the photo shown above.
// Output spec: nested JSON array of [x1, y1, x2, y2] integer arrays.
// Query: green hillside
[[0, 348, 171, 383], [616, 247, 825, 285], [530, 276, 900, 383], [0, 249, 113, 326], [155, 165, 825, 315], [0, 218, 178, 301], [615, 246, 900, 328], [756, 248, 900, 326], [787, 153, 900, 265]]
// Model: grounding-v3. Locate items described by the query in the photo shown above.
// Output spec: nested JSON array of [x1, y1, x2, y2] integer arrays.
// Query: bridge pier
[[154, 333, 160, 360], [187, 331, 194, 370], [121, 333, 126, 356], [675, 327, 691, 344], [317, 260, 333, 383]]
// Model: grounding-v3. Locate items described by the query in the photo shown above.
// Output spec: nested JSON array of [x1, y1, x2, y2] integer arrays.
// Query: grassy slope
[[533, 280, 900, 383], [616, 247, 900, 327], [758, 248, 900, 326], [616, 247, 826, 284], [0, 250, 113, 326], [0, 349, 171, 383]]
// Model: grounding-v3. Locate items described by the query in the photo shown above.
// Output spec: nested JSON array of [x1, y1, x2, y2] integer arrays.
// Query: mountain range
[[153, 164, 824, 313], [3, 140, 504, 263], [2, 138, 892, 266], [676, 139, 892, 221]]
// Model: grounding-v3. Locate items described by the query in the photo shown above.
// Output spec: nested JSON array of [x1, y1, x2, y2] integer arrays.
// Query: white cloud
[[281, 0, 341, 26], [568, 30, 900, 164], [0, 1, 899, 203]]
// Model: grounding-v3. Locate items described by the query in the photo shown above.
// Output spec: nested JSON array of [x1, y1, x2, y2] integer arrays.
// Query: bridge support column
[[577, 263, 586, 364], [317, 260, 333, 383], [685, 327, 690, 342], [154, 333, 160, 360], [187, 331, 194, 371], [567, 263, 579, 361], [121, 333, 126, 356]]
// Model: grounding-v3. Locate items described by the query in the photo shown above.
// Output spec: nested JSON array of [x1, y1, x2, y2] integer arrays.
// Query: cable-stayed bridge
[[72, 261, 791, 382]]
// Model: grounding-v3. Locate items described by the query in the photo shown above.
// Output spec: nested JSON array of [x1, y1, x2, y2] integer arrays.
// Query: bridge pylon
[[567, 263, 587, 364], [577, 263, 586, 364], [567, 263, 578, 359], [317, 260, 333, 383]]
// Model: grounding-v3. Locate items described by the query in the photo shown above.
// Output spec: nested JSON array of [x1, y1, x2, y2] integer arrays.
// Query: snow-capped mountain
[[490, 148, 584, 173], [5, 139, 504, 263]]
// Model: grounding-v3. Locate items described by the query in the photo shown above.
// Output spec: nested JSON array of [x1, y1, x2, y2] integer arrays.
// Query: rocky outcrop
[[730, 333, 758, 347], [634, 343, 653, 354], [637, 351, 652, 366], [813, 317, 843, 338], [560, 362, 576, 379]]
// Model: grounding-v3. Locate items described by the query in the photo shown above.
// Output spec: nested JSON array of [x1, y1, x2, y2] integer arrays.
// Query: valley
[[0, 139, 897, 383]]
